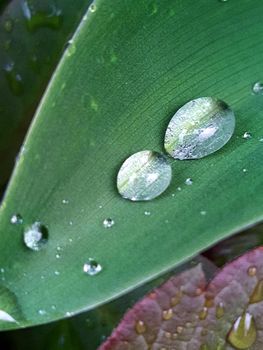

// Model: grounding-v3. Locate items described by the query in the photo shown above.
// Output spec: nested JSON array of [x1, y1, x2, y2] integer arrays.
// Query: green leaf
[[1, 0, 263, 329], [0, 0, 91, 194]]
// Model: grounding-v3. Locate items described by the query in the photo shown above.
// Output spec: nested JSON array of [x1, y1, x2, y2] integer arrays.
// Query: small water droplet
[[252, 82, 263, 95], [62, 199, 69, 204], [55, 254, 61, 259], [51, 305, 56, 310], [10, 214, 23, 225], [66, 39, 76, 57], [54, 270, 60, 276], [185, 178, 193, 185], [4, 62, 24, 96], [227, 312, 256, 349], [164, 97, 235, 159], [23, 222, 48, 251], [242, 168, 247, 173], [216, 302, 225, 319], [38, 309, 47, 316], [247, 266, 257, 277], [4, 19, 14, 32], [250, 279, 263, 304], [171, 291, 182, 306], [89, 3, 96, 12], [176, 326, 183, 334], [135, 320, 146, 334], [242, 132, 252, 140], [200, 210, 207, 216], [177, 187, 182, 191], [144, 211, 151, 216], [83, 259, 102, 276], [162, 308, 173, 320], [103, 218, 114, 228], [199, 307, 208, 320], [117, 150, 172, 201]]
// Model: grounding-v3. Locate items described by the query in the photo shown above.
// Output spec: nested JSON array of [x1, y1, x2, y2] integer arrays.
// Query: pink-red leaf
[[99, 247, 263, 350]]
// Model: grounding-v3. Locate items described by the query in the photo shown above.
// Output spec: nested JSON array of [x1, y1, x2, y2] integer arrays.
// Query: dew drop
[[249, 279, 263, 304], [185, 178, 193, 185], [117, 150, 172, 201], [200, 210, 207, 216], [216, 302, 225, 319], [62, 199, 69, 204], [164, 97, 235, 159], [38, 309, 47, 316], [162, 308, 173, 320], [23, 222, 48, 251], [103, 218, 114, 228], [89, 3, 96, 12], [227, 312, 256, 349], [252, 82, 263, 95], [247, 266, 257, 277], [10, 214, 23, 225], [242, 132, 252, 140], [66, 39, 76, 57], [83, 259, 102, 276], [135, 320, 146, 334], [144, 211, 151, 216]]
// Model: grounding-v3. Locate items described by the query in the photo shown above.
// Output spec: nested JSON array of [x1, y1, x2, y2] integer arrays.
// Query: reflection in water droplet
[[117, 150, 172, 201], [250, 279, 263, 304], [103, 218, 114, 228], [23, 222, 48, 251], [10, 214, 23, 225], [135, 320, 146, 334], [164, 97, 235, 159], [83, 259, 102, 276], [4, 19, 14, 32], [227, 312, 256, 349], [185, 178, 193, 185], [242, 132, 252, 140], [252, 82, 263, 95], [22, 1, 63, 31], [4, 62, 24, 96]]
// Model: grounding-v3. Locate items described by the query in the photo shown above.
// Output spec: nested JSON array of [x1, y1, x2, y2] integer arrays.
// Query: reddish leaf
[[99, 247, 263, 350]]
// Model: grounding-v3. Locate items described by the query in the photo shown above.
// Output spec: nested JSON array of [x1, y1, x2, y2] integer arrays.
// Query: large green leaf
[[1, 0, 263, 329]]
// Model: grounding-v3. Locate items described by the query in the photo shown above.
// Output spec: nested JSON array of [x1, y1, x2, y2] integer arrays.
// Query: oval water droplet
[[227, 312, 256, 349], [117, 150, 172, 201], [83, 259, 102, 276], [164, 97, 235, 159], [135, 320, 146, 334], [250, 279, 263, 304], [103, 218, 114, 228], [252, 82, 263, 95], [10, 214, 23, 225], [23, 222, 48, 251]]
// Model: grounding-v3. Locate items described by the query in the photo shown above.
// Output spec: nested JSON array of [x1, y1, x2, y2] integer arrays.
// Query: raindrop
[[227, 312, 256, 349], [10, 214, 23, 225], [117, 150, 172, 201], [252, 82, 263, 95], [185, 178, 193, 185], [249, 279, 263, 304], [164, 97, 235, 159], [103, 218, 114, 228], [135, 320, 146, 334], [242, 132, 252, 140], [23, 222, 48, 251], [83, 259, 102, 276]]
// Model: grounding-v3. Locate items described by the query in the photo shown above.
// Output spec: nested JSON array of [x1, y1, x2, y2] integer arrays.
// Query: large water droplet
[[117, 150, 172, 201], [23, 222, 48, 251], [227, 312, 256, 349], [250, 279, 263, 304], [164, 97, 235, 159], [22, 1, 63, 32], [10, 214, 23, 225], [83, 259, 102, 276]]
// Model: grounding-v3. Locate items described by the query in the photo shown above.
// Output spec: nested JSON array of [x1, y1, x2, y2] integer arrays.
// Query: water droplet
[[10, 214, 23, 225], [162, 308, 173, 320], [22, 1, 63, 32], [89, 3, 96, 12], [199, 306, 208, 320], [66, 39, 76, 57], [200, 210, 207, 216], [135, 320, 146, 334], [227, 312, 256, 349], [164, 97, 235, 159], [54, 270, 60, 276], [55, 254, 60, 259], [185, 178, 193, 185], [23, 222, 48, 251], [83, 259, 102, 276], [117, 150, 172, 201], [242, 132, 252, 140], [176, 326, 183, 334], [4, 62, 24, 96], [250, 279, 263, 304], [0, 310, 17, 323], [252, 82, 263, 95], [38, 309, 47, 316], [216, 302, 225, 319], [144, 211, 151, 216], [4, 19, 14, 32], [247, 266, 257, 277], [242, 168, 247, 173], [62, 199, 69, 204], [103, 218, 114, 228]]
